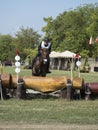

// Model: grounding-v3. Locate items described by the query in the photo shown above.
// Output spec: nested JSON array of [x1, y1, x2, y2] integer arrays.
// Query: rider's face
[[44, 42, 48, 46]]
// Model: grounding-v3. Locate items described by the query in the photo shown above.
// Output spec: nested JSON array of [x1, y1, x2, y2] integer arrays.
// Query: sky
[[0, 0, 98, 36]]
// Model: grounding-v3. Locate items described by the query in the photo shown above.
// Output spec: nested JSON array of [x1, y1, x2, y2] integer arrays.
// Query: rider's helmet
[[44, 38, 49, 43]]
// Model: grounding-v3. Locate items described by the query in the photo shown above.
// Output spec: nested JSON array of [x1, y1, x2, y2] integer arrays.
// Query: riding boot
[[46, 61, 51, 73]]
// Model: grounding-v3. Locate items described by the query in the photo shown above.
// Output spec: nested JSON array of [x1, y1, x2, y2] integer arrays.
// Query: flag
[[89, 36, 93, 45], [16, 49, 19, 55], [74, 54, 80, 59], [95, 36, 98, 43]]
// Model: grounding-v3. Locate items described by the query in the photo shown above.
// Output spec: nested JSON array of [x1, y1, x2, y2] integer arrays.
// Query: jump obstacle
[[0, 73, 84, 100]]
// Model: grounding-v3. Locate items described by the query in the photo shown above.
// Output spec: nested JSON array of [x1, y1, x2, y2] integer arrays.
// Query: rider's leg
[[46, 57, 51, 73]]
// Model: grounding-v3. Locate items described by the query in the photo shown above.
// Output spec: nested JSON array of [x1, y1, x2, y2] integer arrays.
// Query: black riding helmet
[[44, 38, 49, 43], [44, 38, 49, 46]]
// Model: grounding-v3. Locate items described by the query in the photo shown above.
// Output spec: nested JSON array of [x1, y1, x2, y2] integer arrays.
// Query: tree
[[0, 34, 13, 61], [42, 3, 98, 58], [15, 26, 41, 60]]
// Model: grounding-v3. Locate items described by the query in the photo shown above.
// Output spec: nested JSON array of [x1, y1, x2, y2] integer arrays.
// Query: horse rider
[[32, 38, 51, 73]]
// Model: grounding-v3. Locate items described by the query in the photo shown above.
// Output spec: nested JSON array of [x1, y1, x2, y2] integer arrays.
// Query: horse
[[32, 48, 49, 77]]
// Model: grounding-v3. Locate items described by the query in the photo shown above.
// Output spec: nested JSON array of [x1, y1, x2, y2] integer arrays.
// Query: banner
[[89, 36, 93, 45]]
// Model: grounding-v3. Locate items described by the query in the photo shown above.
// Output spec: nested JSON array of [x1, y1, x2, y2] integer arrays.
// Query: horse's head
[[32, 48, 49, 77], [40, 48, 49, 64]]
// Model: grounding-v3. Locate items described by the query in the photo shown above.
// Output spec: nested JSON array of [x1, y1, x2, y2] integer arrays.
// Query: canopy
[[50, 50, 81, 58], [49, 51, 61, 58]]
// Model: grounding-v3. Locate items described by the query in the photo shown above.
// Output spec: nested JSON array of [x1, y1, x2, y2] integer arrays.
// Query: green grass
[[3, 66, 32, 76], [0, 99, 98, 125], [1, 66, 98, 125], [2, 66, 98, 82]]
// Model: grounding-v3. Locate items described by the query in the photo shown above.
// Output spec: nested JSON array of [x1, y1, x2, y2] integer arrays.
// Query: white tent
[[59, 50, 81, 58], [59, 50, 76, 58], [49, 51, 61, 58], [50, 50, 81, 70], [50, 50, 81, 58]]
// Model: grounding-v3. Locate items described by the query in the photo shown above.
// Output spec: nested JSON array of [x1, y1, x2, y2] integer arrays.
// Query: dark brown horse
[[32, 48, 49, 77]]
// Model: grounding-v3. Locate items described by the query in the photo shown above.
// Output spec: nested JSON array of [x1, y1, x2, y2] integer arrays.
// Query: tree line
[[0, 3, 98, 63], [0, 26, 41, 63]]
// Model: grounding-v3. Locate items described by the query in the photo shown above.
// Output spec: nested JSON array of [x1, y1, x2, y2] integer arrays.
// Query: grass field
[[0, 66, 98, 129], [2, 66, 98, 82]]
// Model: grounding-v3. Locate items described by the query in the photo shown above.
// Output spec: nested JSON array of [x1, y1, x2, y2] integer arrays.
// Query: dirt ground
[[0, 123, 98, 130]]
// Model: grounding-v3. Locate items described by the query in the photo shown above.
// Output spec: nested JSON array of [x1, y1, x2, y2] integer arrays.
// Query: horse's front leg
[[40, 64, 47, 77]]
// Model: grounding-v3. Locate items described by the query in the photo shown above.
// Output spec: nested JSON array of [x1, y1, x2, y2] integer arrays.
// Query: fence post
[[16, 78, 26, 99], [0, 75, 3, 100], [85, 85, 91, 100], [66, 79, 72, 101]]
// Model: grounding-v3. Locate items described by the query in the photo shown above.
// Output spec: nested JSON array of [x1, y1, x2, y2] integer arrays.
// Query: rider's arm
[[48, 44, 51, 54], [38, 44, 41, 52]]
